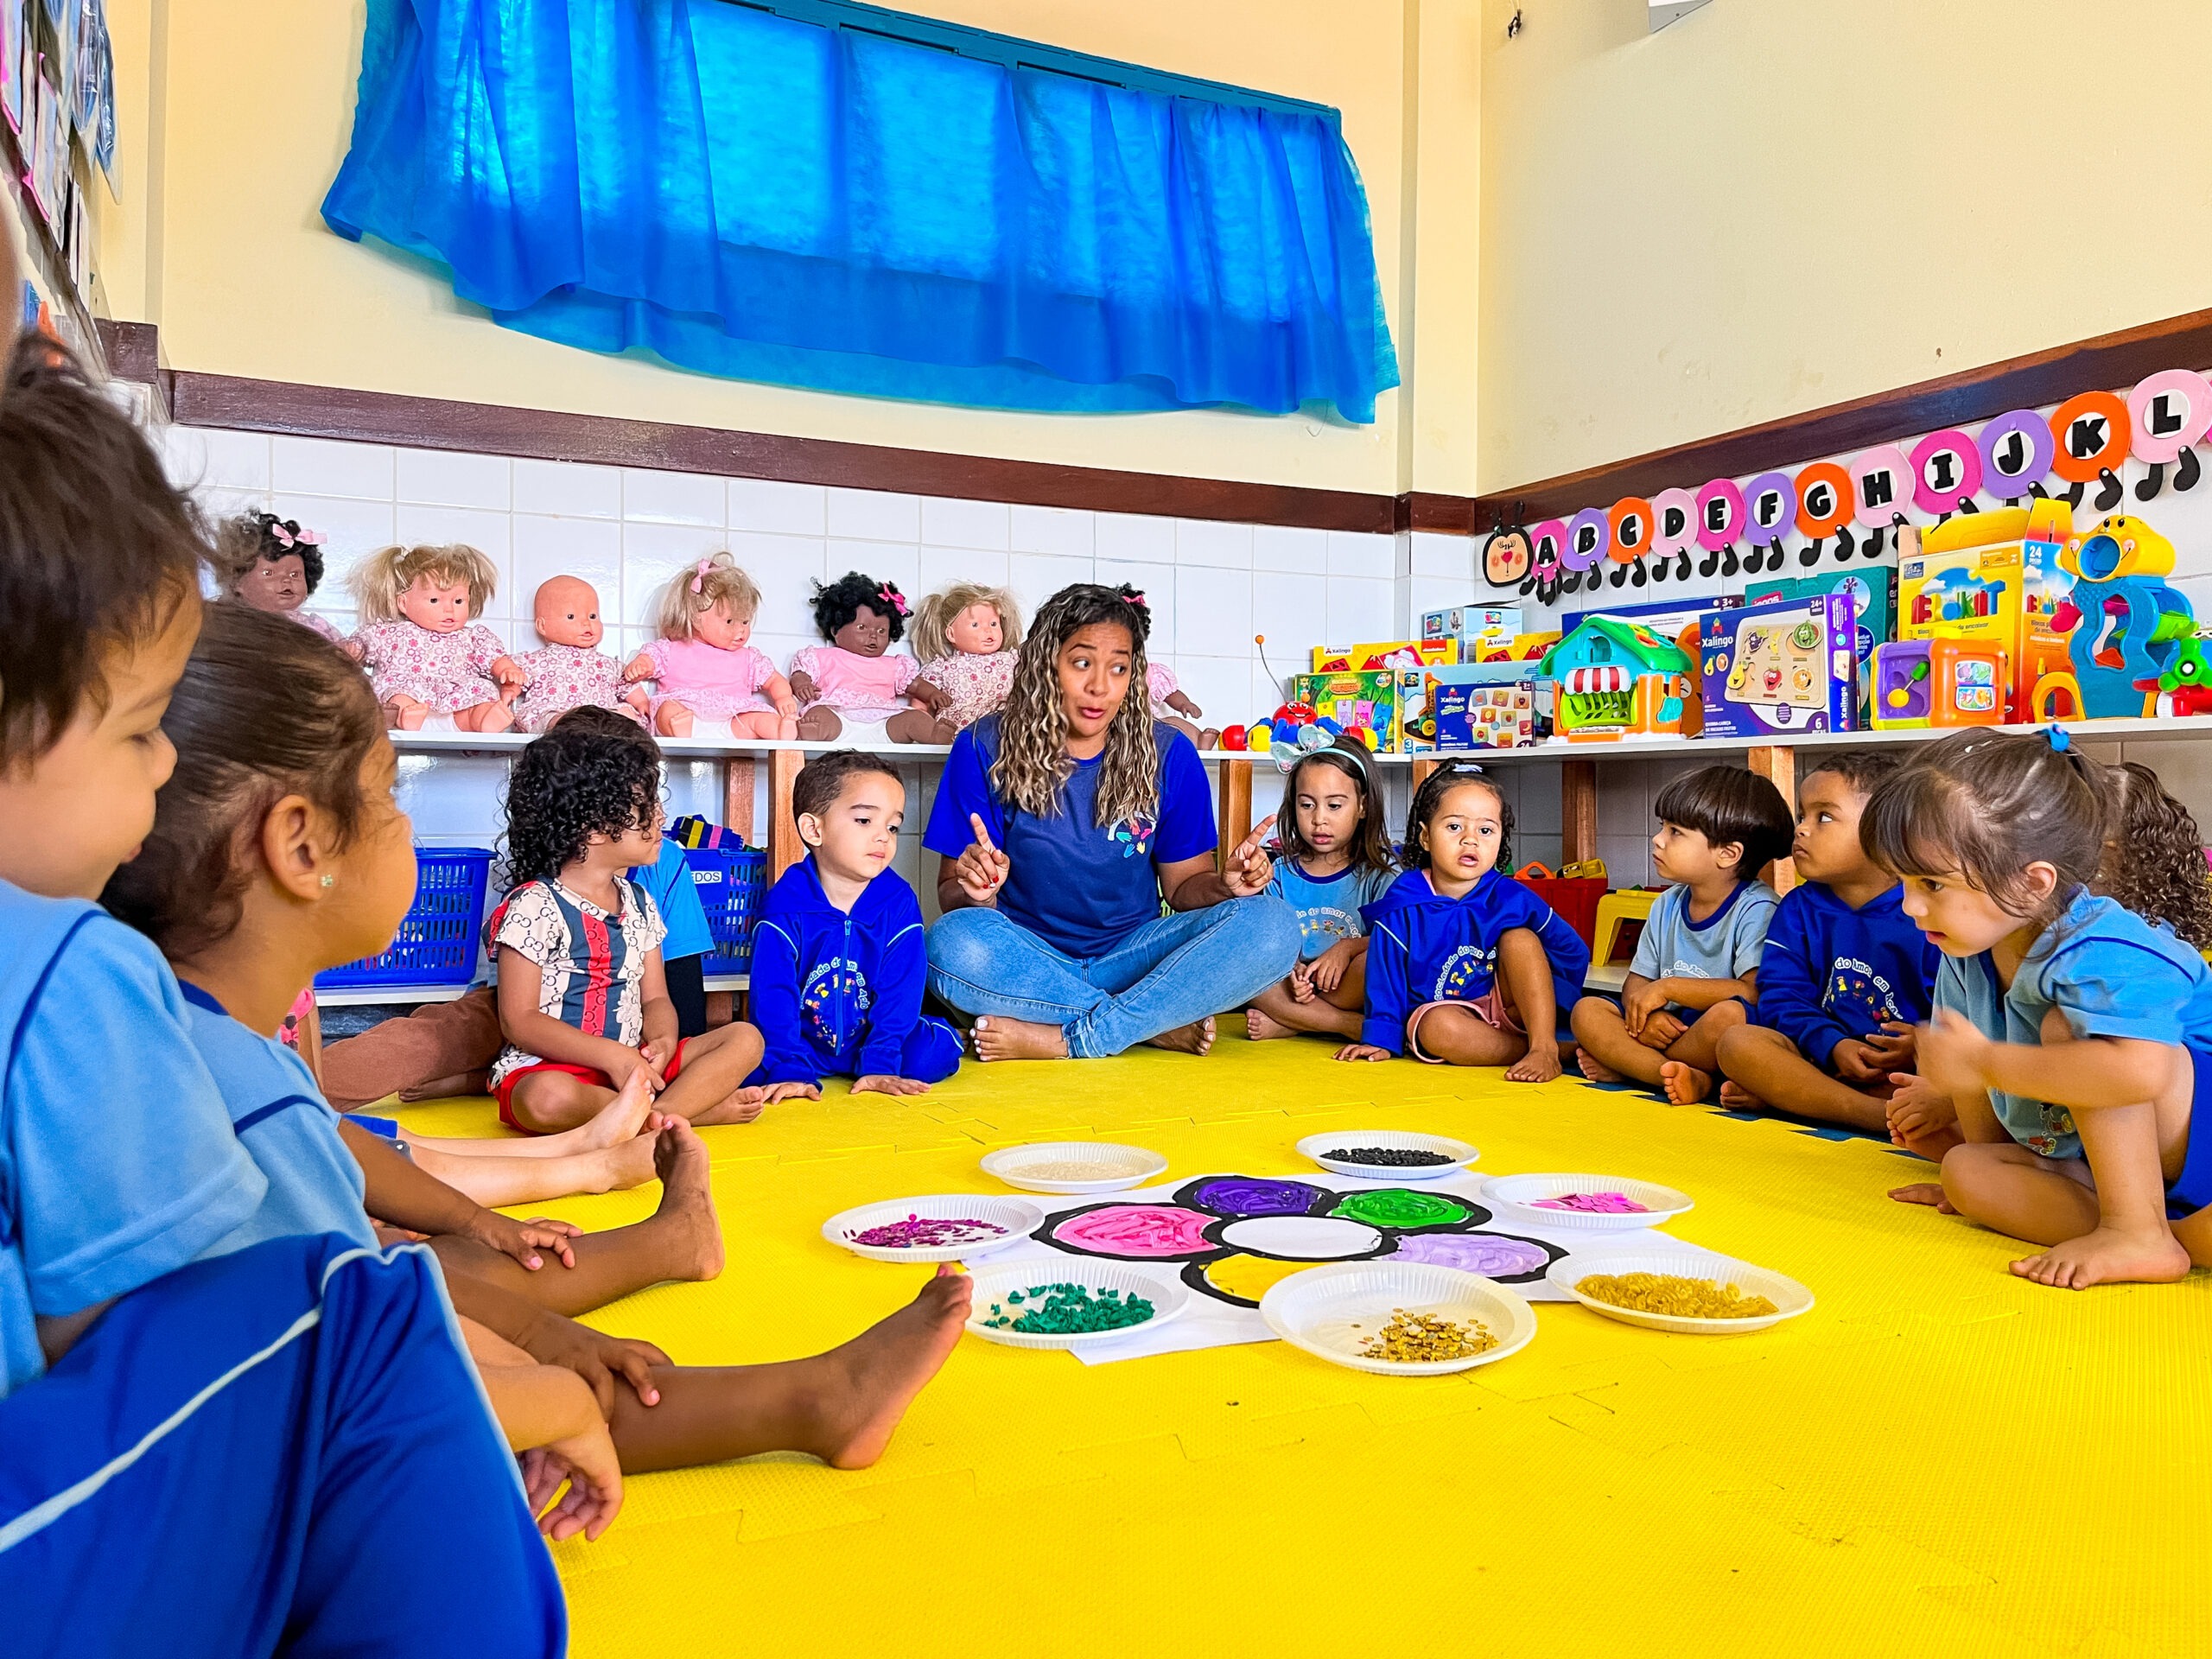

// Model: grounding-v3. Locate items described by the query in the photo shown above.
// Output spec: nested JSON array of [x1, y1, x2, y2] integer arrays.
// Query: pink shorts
[[1406, 991, 1522, 1063]]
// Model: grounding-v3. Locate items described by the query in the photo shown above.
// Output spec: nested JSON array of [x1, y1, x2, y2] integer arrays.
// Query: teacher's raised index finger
[[969, 812, 997, 853]]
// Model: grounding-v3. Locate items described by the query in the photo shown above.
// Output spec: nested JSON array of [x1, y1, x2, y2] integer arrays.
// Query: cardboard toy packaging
[[1290, 670, 1401, 750], [1895, 509, 2070, 722], [1744, 568, 1892, 721], [1699, 594, 1861, 738], [1309, 640, 1457, 673], [1417, 607, 1524, 657]]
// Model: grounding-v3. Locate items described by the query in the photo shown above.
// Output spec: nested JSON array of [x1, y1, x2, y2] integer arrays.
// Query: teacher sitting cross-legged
[[925, 583, 1301, 1059]]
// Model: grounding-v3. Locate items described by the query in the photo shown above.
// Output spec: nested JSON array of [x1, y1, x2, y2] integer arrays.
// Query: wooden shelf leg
[[1411, 757, 1440, 793], [1746, 744, 1798, 893], [1562, 759, 1597, 869], [1217, 758, 1255, 868], [723, 757, 757, 845], [768, 749, 806, 879]]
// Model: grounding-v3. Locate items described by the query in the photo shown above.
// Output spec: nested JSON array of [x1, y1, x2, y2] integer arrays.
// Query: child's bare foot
[[1575, 1049, 1624, 1084], [1504, 1042, 1563, 1084], [582, 1128, 665, 1193], [810, 1266, 972, 1469], [1147, 1017, 1216, 1057], [1246, 1007, 1294, 1042], [1659, 1061, 1713, 1105], [1891, 1122, 1964, 1162], [971, 1016, 1070, 1061], [1887, 1182, 1955, 1211], [2011, 1226, 2191, 1290], [1717, 1079, 1766, 1110], [645, 1122, 724, 1281], [576, 1067, 658, 1153]]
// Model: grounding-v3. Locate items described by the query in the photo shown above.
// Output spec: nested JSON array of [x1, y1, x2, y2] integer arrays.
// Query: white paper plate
[[963, 1259, 1190, 1350], [821, 1194, 1044, 1264], [1295, 1130, 1478, 1180], [980, 1141, 1168, 1194], [1480, 1173, 1694, 1232], [1259, 1261, 1537, 1376], [1547, 1249, 1813, 1335]]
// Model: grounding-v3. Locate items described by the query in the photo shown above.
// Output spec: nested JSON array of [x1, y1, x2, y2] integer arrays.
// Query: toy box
[[1406, 666, 1538, 750], [1560, 595, 1742, 651], [1699, 594, 1861, 738], [1745, 569, 1891, 720], [1290, 671, 1400, 750], [1897, 508, 2071, 722], [1871, 639, 2009, 729], [1538, 618, 1698, 741], [1419, 607, 1524, 655], [1310, 640, 1456, 673]]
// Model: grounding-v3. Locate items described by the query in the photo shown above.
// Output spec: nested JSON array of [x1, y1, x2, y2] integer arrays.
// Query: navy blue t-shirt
[[924, 714, 1217, 957]]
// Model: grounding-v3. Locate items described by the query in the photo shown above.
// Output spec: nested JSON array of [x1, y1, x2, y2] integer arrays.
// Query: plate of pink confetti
[[823, 1194, 1046, 1263], [1478, 1173, 1693, 1233]]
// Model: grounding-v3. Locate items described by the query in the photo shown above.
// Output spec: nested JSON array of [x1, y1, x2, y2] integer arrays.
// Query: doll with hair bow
[[220, 511, 346, 642], [623, 553, 798, 739], [788, 570, 939, 743]]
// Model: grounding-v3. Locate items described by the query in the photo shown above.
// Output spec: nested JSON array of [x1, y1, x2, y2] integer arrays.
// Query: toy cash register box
[[1698, 594, 1861, 738]]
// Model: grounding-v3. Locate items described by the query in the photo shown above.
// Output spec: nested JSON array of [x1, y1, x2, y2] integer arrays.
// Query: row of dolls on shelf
[[219, 511, 1221, 746]]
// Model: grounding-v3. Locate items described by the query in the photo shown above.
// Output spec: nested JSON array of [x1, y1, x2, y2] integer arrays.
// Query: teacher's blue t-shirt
[[925, 714, 1216, 957]]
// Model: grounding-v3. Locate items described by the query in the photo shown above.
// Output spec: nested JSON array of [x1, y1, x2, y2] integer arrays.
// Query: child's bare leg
[[2005, 1079, 2193, 1288], [1569, 997, 1664, 1087], [1496, 929, 1563, 1082], [406, 1137, 661, 1208], [1408, 1004, 1526, 1069], [409, 1066, 657, 1158], [1713, 1023, 1890, 1133], [1246, 977, 1362, 1041], [431, 1124, 724, 1317], [2172, 1205, 2212, 1270], [656, 1021, 769, 1126], [506, 1070, 620, 1135], [605, 1266, 972, 1473]]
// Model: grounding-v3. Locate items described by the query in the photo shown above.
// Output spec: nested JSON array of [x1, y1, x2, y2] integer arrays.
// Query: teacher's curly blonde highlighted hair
[[654, 551, 761, 640], [912, 582, 1023, 664], [348, 543, 499, 623], [991, 584, 1160, 830]]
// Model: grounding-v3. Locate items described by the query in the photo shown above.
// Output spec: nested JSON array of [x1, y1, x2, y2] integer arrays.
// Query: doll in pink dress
[[903, 582, 1023, 745], [346, 543, 526, 732], [789, 572, 943, 743], [623, 553, 798, 740], [1116, 583, 1217, 748], [219, 511, 345, 643], [511, 575, 645, 733]]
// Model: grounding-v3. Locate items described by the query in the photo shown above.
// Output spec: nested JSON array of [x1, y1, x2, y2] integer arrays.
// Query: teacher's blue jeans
[[927, 896, 1301, 1058]]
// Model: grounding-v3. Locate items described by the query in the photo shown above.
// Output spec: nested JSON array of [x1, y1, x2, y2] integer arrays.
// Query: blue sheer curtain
[[323, 0, 1399, 422]]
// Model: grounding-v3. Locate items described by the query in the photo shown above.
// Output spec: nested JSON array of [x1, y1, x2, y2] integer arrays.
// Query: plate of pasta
[[1546, 1250, 1812, 1335]]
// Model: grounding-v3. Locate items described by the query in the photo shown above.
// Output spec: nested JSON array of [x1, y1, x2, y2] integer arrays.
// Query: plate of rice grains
[[1295, 1130, 1478, 1180], [822, 1195, 1046, 1264], [1480, 1173, 1693, 1232], [1259, 1261, 1536, 1376], [963, 1260, 1191, 1350], [1546, 1251, 1813, 1336], [980, 1141, 1169, 1194]]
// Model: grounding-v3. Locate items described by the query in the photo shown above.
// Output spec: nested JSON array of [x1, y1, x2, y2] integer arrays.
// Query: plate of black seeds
[[1296, 1131, 1478, 1180]]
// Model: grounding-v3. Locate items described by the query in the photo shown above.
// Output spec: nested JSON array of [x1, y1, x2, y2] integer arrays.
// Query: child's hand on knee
[[1309, 941, 1356, 995], [1289, 963, 1317, 1003], [467, 1208, 582, 1271], [733, 1080, 823, 1107], [1637, 1011, 1687, 1051], [1334, 1042, 1392, 1063], [1831, 1038, 1885, 1083], [852, 1073, 931, 1096]]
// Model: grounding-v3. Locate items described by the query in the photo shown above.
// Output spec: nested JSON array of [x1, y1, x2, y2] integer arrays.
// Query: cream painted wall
[[1477, 0, 2212, 493], [118, 0, 1492, 499]]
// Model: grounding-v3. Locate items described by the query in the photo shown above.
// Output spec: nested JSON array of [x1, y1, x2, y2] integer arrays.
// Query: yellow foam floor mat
[[391, 1034, 2212, 1657]]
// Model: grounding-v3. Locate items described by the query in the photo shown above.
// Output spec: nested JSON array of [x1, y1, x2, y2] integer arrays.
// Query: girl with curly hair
[[787, 570, 950, 743], [922, 583, 1300, 1060], [218, 509, 344, 642], [2096, 761, 2212, 950], [489, 724, 766, 1133]]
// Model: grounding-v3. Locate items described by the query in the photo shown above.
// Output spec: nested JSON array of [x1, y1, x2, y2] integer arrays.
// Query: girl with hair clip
[[624, 553, 798, 740], [346, 542, 526, 732], [1873, 730, 2212, 1289], [904, 582, 1024, 745], [1342, 760, 1589, 1082], [1245, 735, 1399, 1044], [789, 570, 946, 743], [218, 510, 342, 642], [1112, 584, 1217, 748], [923, 583, 1301, 1060]]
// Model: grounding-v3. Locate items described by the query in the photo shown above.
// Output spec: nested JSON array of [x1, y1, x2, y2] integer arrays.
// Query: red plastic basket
[[1514, 874, 1607, 947]]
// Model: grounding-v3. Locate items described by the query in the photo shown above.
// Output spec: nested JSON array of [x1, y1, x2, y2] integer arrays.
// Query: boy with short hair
[[746, 750, 962, 1099], [1715, 750, 1941, 1132], [1571, 765, 1794, 1104]]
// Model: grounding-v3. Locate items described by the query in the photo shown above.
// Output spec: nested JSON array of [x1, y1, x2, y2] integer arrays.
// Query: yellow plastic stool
[[1592, 887, 1660, 968]]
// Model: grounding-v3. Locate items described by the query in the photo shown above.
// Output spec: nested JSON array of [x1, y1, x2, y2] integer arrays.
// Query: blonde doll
[[624, 553, 798, 740], [346, 543, 525, 732], [901, 582, 1023, 745]]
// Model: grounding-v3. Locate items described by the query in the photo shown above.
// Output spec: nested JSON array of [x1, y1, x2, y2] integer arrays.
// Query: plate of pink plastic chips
[[1478, 1173, 1693, 1233]]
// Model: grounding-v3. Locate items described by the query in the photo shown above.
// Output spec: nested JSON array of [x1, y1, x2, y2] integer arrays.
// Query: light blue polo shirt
[[1630, 880, 1779, 1010]]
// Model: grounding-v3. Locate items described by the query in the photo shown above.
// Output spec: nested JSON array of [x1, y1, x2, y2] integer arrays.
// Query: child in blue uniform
[[1715, 751, 1940, 1132], [1866, 730, 2212, 1289], [1342, 760, 1588, 1082], [1246, 737, 1399, 1046], [1572, 766, 1792, 1104], [748, 751, 963, 1098]]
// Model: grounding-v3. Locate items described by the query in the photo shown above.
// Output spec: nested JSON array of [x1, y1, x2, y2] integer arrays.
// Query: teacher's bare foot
[[1147, 1017, 1216, 1057], [971, 1016, 1070, 1062]]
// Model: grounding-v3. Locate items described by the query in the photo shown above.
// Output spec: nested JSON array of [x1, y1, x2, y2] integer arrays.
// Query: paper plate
[[1295, 1130, 1478, 1181], [1259, 1261, 1536, 1376], [980, 1141, 1167, 1194], [963, 1259, 1190, 1350], [1547, 1249, 1814, 1336], [1480, 1173, 1693, 1232], [821, 1194, 1044, 1264]]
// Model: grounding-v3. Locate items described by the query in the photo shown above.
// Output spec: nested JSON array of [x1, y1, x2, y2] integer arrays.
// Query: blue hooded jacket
[[749, 857, 931, 1086], [1358, 868, 1592, 1054], [1751, 880, 1940, 1069]]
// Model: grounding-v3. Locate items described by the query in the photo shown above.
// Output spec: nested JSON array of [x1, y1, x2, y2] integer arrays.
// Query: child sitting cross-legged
[[1571, 766, 1793, 1104], [490, 724, 766, 1132], [745, 751, 963, 1100], [1339, 760, 1588, 1081], [1713, 750, 1941, 1132]]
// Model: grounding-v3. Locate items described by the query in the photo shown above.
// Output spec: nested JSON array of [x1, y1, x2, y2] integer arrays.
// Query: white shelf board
[[315, 982, 474, 1007], [702, 974, 750, 992]]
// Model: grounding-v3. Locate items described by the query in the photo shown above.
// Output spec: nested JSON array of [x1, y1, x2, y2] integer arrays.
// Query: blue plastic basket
[[682, 840, 770, 974], [315, 847, 497, 990]]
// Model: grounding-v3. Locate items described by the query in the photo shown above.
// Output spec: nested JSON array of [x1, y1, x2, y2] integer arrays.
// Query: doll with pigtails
[[346, 542, 527, 732], [789, 571, 938, 743], [623, 553, 798, 740]]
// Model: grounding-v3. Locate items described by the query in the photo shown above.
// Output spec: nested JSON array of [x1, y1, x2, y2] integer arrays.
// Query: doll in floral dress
[[219, 511, 344, 643], [346, 543, 526, 732], [623, 553, 798, 740], [902, 582, 1023, 745], [511, 575, 645, 732], [790, 571, 944, 743]]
